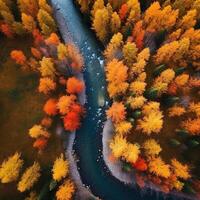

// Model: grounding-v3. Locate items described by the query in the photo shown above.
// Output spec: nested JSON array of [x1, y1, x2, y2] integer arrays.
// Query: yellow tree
[[115, 121, 132, 136], [56, 179, 75, 200], [123, 143, 140, 163], [106, 59, 129, 98], [91, 0, 104, 17], [52, 154, 69, 182], [92, 7, 109, 43], [171, 159, 191, 180], [18, 162, 41, 192], [39, 57, 56, 78], [123, 42, 138, 66], [109, 135, 128, 158], [168, 106, 186, 117], [192, 0, 200, 19], [0, 152, 23, 183], [38, 77, 56, 94], [28, 124, 50, 138], [37, 9, 56, 36], [110, 12, 121, 34], [126, 96, 147, 110], [38, 0, 52, 14], [106, 102, 126, 123], [57, 43, 68, 60], [21, 13, 36, 32], [129, 81, 146, 96], [104, 32, 124, 61], [148, 157, 171, 178], [178, 9, 197, 30], [143, 139, 162, 157]]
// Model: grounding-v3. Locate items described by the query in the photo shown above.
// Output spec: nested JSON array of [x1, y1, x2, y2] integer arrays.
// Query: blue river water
[[51, 1, 188, 200]]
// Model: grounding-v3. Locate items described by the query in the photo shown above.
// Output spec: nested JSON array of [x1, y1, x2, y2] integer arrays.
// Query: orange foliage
[[1, 24, 13, 38], [63, 111, 81, 132], [135, 173, 146, 188], [66, 77, 85, 94], [106, 102, 126, 123], [45, 33, 60, 46], [32, 29, 44, 46], [119, 3, 128, 20], [43, 98, 58, 116], [182, 118, 200, 135], [41, 117, 52, 128], [31, 47, 42, 59], [189, 77, 200, 88], [10, 50, 27, 65], [33, 137, 48, 151], [168, 82, 178, 95], [133, 157, 148, 171], [132, 21, 145, 50]]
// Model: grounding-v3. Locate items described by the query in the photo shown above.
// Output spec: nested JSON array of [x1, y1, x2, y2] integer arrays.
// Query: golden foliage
[[39, 57, 55, 78], [115, 121, 132, 136], [52, 154, 69, 182], [110, 135, 128, 158], [57, 95, 77, 115], [137, 48, 150, 62], [38, 77, 56, 94], [129, 81, 146, 96], [18, 162, 41, 192], [0, 152, 23, 183], [127, 96, 147, 110], [143, 139, 162, 157], [56, 179, 75, 200], [21, 13, 36, 32], [168, 106, 186, 117], [28, 125, 50, 138], [123, 42, 138, 66], [189, 102, 200, 116], [174, 74, 189, 87], [57, 43, 68, 60], [171, 159, 191, 180], [142, 101, 160, 115], [106, 102, 126, 123], [111, 12, 121, 34], [106, 59, 129, 98], [148, 157, 171, 178], [123, 143, 140, 163], [104, 32, 124, 60]]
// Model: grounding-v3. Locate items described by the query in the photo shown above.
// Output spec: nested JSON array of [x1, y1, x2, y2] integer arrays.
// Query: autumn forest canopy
[[0, 0, 200, 199]]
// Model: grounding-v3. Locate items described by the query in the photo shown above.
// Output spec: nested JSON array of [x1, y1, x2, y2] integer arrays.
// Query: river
[[50, 1, 187, 200]]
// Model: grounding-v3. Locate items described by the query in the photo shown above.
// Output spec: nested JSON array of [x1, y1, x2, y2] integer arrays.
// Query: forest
[[0, 0, 200, 200]]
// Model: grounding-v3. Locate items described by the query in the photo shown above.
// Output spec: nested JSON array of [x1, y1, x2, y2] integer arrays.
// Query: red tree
[[66, 77, 85, 94], [63, 111, 81, 131], [43, 98, 58, 116]]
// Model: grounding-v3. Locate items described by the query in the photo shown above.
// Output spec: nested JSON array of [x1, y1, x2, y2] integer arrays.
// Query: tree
[[63, 111, 81, 131], [92, 7, 109, 43], [123, 42, 138, 66], [33, 137, 48, 151], [18, 162, 41, 192], [178, 9, 197, 30], [56, 179, 75, 200], [38, 0, 52, 14], [25, 191, 38, 200], [182, 118, 200, 135], [41, 117, 52, 128], [110, 135, 128, 158], [110, 12, 121, 34], [10, 50, 27, 65], [52, 154, 69, 182], [143, 139, 162, 157], [127, 96, 147, 110], [148, 157, 171, 178], [57, 95, 77, 115], [37, 9, 56, 35], [106, 102, 126, 123], [17, 0, 39, 17], [1, 23, 13, 38], [39, 57, 56, 78], [171, 159, 191, 180], [154, 41, 179, 65], [32, 29, 44, 46], [28, 125, 50, 138], [0, 152, 23, 183], [106, 59, 128, 98], [43, 98, 58, 116], [104, 32, 124, 61], [66, 77, 85, 94], [12, 22, 26, 35], [189, 102, 200, 117], [123, 143, 140, 163], [174, 74, 189, 87], [30, 48, 41, 60], [38, 77, 56, 94], [129, 81, 146, 96], [21, 13, 36, 32], [133, 157, 147, 171], [119, 3, 128, 21], [45, 33, 60, 46], [138, 112, 163, 135], [91, 0, 104, 17], [168, 106, 186, 117], [115, 121, 132, 136], [192, 0, 200, 19], [132, 21, 145, 49]]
